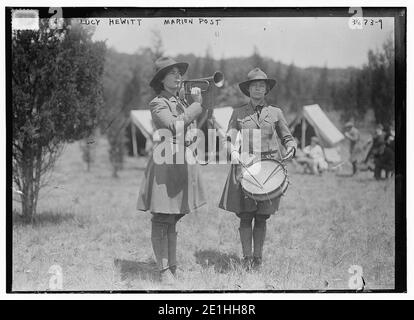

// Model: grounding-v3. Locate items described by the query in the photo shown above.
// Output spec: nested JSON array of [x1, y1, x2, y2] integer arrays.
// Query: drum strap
[[260, 150, 278, 157], [267, 106, 284, 161]]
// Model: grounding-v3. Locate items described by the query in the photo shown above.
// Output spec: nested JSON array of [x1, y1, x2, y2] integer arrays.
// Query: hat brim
[[239, 79, 276, 97], [150, 62, 189, 89]]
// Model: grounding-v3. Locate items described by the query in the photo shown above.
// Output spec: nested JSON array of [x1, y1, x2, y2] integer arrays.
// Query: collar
[[246, 100, 270, 127], [249, 99, 268, 111], [160, 90, 178, 101]]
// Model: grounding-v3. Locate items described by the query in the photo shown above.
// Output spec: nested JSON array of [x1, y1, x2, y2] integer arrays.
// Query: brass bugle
[[181, 71, 224, 93]]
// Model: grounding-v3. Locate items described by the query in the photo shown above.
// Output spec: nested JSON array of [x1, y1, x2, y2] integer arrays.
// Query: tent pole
[[131, 121, 138, 157], [301, 118, 306, 148]]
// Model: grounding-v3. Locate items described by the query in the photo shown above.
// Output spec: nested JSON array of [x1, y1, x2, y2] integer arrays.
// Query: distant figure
[[374, 140, 395, 180], [384, 124, 395, 152], [365, 124, 386, 165], [344, 121, 360, 175], [302, 136, 328, 175]]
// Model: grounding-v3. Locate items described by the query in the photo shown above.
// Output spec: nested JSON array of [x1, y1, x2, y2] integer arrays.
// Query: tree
[[249, 46, 265, 69], [12, 19, 106, 222], [150, 29, 164, 61], [314, 65, 331, 107], [107, 66, 141, 177], [266, 61, 283, 106], [202, 46, 216, 77], [283, 63, 299, 111], [189, 56, 202, 79], [219, 56, 227, 76], [122, 66, 142, 112], [366, 37, 395, 126]]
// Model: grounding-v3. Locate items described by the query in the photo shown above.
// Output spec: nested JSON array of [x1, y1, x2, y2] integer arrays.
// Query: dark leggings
[[239, 213, 269, 229], [151, 213, 184, 246]]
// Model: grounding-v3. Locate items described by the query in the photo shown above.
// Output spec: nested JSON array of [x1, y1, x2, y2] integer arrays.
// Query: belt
[[253, 150, 278, 156]]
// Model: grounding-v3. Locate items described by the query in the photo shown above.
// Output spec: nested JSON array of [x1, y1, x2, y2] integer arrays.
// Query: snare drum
[[240, 158, 289, 202]]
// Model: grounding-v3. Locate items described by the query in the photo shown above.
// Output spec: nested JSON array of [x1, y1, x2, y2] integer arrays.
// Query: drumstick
[[243, 177, 265, 190], [262, 165, 284, 185], [239, 161, 264, 190]]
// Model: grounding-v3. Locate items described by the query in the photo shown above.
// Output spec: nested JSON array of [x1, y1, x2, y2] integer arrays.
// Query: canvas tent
[[210, 106, 233, 138], [129, 107, 235, 157], [289, 104, 345, 163], [130, 105, 344, 162], [129, 110, 154, 157], [290, 104, 344, 148]]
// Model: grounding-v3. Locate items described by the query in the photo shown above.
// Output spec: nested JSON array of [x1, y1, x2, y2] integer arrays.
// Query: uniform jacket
[[137, 90, 207, 214], [219, 101, 297, 215]]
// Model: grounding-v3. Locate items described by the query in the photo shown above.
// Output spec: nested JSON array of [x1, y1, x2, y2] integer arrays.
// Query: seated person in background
[[302, 136, 328, 175], [365, 123, 386, 167], [374, 140, 395, 180]]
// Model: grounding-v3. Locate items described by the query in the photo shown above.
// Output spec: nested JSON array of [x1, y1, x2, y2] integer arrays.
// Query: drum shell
[[243, 176, 289, 201], [240, 159, 288, 202]]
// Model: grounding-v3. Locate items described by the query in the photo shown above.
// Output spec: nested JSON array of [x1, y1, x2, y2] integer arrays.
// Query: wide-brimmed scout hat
[[238, 67, 277, 97], [149, 57, 188, 90], [345, 121, 354, 128]]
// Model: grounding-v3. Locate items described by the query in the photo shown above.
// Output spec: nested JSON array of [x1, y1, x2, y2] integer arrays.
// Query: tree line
[[104, 37, 395, 124]]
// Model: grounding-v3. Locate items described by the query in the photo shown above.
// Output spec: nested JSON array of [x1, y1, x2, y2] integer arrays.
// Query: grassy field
[[12, 137, 395, 291]]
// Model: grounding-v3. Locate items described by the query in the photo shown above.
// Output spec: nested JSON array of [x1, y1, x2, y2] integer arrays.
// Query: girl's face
[[249, 80, 267, 100], [161, 67, 182, 92]]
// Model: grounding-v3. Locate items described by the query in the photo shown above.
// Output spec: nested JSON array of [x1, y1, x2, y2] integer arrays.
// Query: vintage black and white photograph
[[7, 7, 406, 293]]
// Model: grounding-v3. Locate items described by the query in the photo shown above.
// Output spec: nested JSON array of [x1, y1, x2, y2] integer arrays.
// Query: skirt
[[137, 155, 207, 215]]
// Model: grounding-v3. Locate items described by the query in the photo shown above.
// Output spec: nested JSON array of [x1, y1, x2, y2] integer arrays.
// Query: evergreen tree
[[219, 56, 227, 77], [283, 63, 298, 111], [202, 47, 216, 77], [12, 20, 106, 222], [122, 66, 142, 112], [367, 38, 395, 126], [190, 56, 202, 79], [250, 46, 265, 69], [150, 29, 164, 61], [314, 65, 330, 107]]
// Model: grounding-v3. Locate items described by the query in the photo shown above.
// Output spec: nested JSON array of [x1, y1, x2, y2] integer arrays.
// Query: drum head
[[241, 159, 286, 197]]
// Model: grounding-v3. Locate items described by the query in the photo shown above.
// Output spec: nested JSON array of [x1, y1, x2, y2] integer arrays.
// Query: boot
[[239, 227, 253, 270], [253, 221, 266, 269], [252, 256, 262, 269], [160, 267, 176, 285], [242, 256, 254, 271], [167, 231, 178, 276]]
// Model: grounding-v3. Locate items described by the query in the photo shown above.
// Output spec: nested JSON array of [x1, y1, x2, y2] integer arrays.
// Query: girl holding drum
[[219, 68, 297, 270]]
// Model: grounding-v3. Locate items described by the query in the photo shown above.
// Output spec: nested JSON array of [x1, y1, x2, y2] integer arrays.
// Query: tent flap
[[130, 107, 235, 141], [212, 106, 233, 132], [303, 104, 344, 147], [130, 110, 153, 140]]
